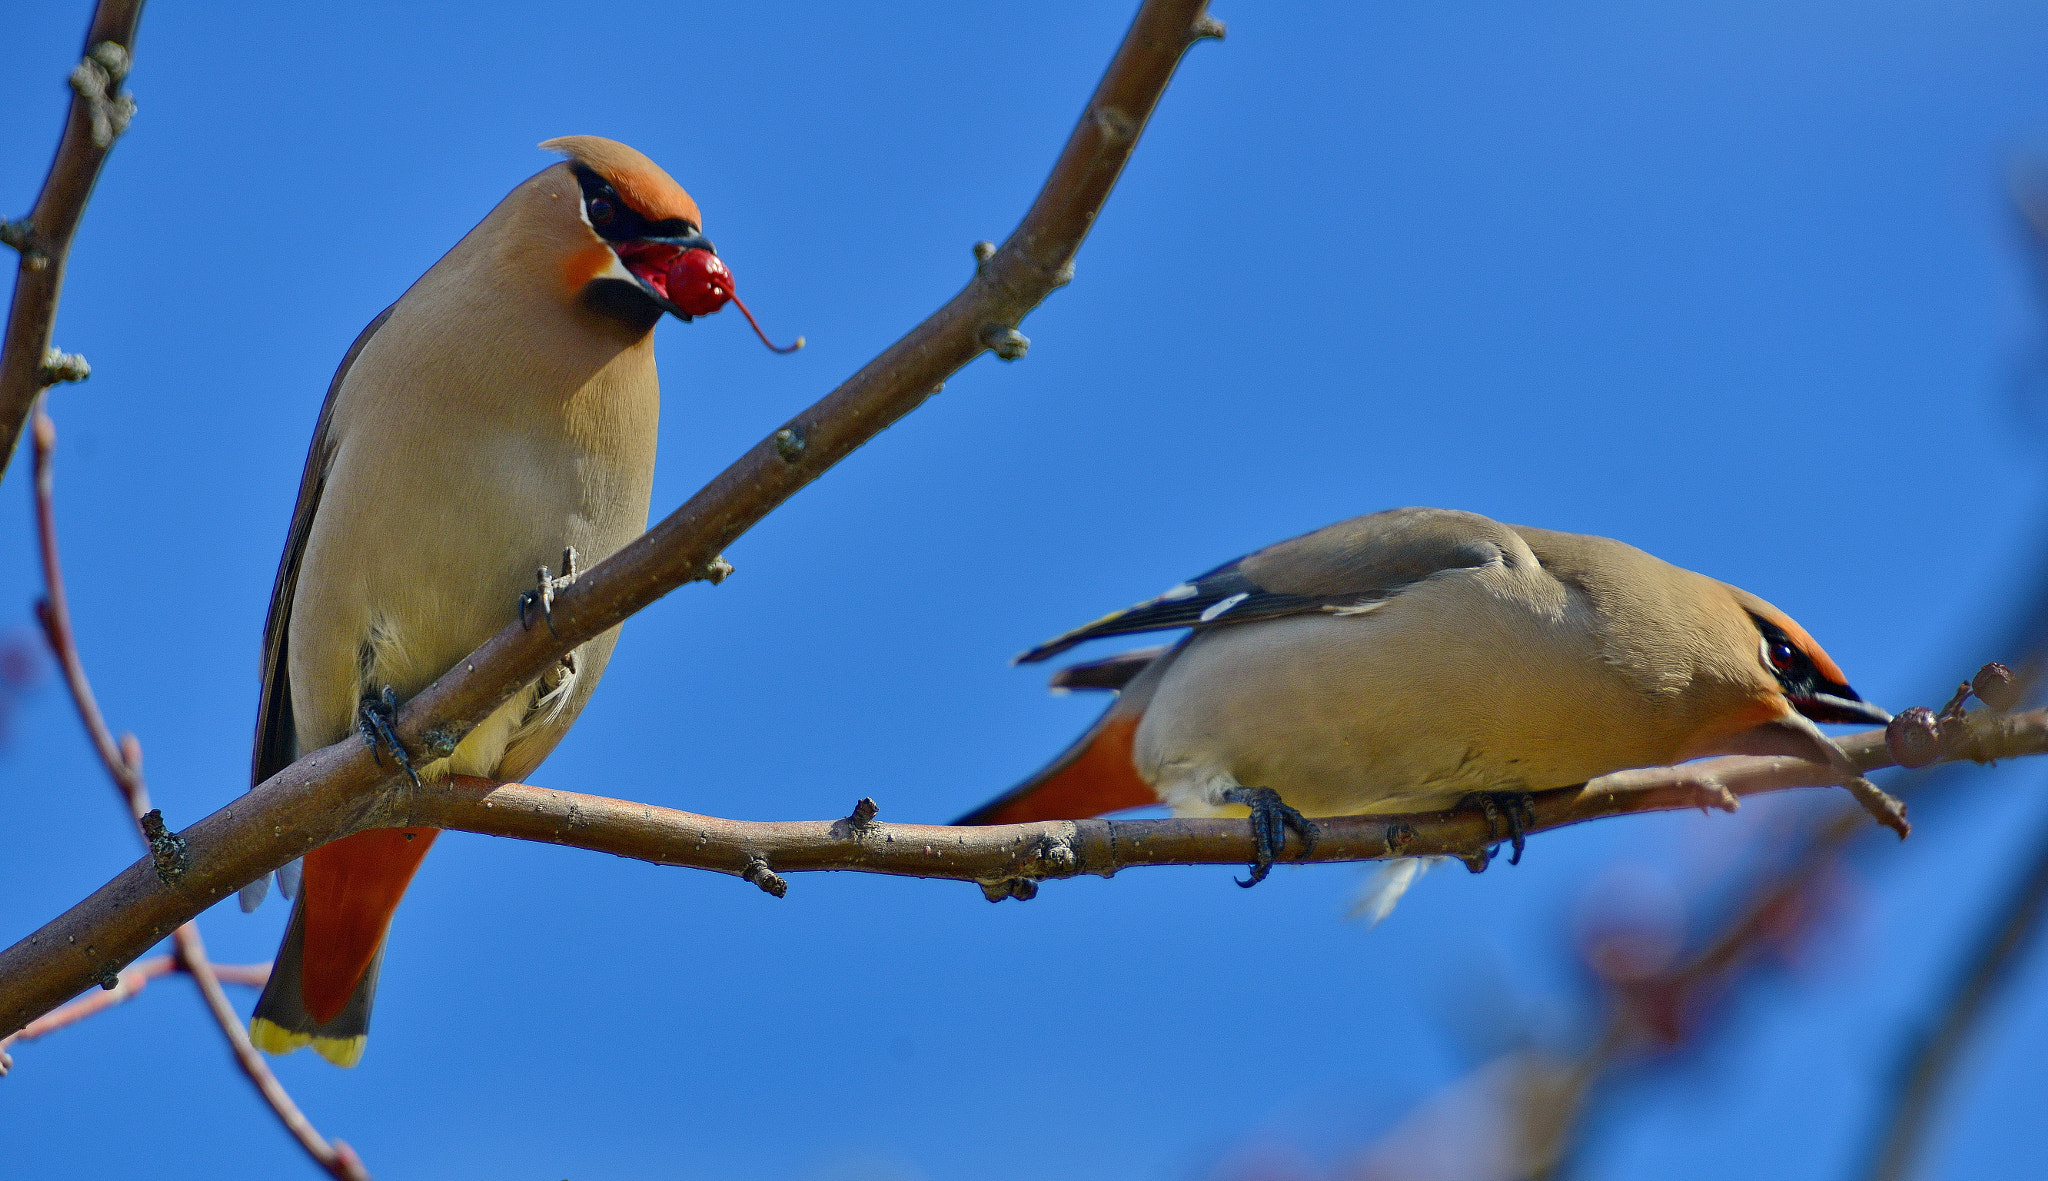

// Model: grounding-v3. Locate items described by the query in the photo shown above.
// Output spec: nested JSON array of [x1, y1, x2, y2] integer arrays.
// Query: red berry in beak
[[609, 239, 802, 352], [665, 249, 733, 318]]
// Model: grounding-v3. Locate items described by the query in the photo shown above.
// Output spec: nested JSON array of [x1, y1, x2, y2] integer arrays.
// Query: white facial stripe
[[596, 248, 637, 284]]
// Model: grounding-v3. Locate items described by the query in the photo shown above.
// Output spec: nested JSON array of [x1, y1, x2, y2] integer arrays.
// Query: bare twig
[[172, 922, 370, 1181], [1861, 802, 2048, 1181], [7, 698, 2046, 1042], [1524, 680, 2048, 1174], [28, 402, 137, 809], [26, 400, 369, 1180], [0, 0, 147, 481], [0, 955, 267, 1072], [341, 0, 1233, 864], [0, 0, 1227, 1038], [0, 954, 176, 1071]]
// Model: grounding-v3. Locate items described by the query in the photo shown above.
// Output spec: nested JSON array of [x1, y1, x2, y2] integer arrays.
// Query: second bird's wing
[[1016, 507, 1522, 665]]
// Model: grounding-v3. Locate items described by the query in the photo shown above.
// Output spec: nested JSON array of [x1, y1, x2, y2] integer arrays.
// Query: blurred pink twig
[[26, 399, 371, 1181]]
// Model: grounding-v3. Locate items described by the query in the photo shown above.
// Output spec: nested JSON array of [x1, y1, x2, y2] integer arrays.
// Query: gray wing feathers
[[1016, 508, 1523, 664], [1242, 507, 1521, 596], [241, 305, 393, 914]]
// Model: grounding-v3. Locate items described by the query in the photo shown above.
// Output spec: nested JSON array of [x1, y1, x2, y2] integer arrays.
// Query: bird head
[[537, 136, 800, 351], [538, 135, 727, 328], [1679, 586, 1890, 767], [1743, 604, 1890, 727]]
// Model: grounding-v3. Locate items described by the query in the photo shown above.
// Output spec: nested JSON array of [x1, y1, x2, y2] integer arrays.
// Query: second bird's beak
[[1792, 689, 1893, 726]]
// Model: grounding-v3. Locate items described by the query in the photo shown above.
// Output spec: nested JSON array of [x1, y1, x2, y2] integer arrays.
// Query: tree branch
[[25, 400, 370, 1180], [0, 955, 267, 1071], [0, 0, 1226, 1035], [0, 0, 146, 482], [8, 696, 2047, 1042]]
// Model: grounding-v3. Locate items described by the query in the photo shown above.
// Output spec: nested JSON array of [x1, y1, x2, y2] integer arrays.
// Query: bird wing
[[1014, 507, 1522, 664], [251, 305, 394, 788]]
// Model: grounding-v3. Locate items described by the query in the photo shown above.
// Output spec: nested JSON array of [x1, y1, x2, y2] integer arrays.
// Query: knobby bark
[[1, 0, 1224, 1039], [25, 402, 370, 1179], [0, 0, 146, 481], [7, 701, 2047, 1042]]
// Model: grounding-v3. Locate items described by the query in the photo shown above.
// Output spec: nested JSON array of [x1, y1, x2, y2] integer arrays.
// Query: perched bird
[[958, 507, 1890, 894], [244, 137, 741, 1066]]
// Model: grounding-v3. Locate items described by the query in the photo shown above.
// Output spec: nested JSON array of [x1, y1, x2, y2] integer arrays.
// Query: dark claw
[[1220, 785, 1319, 887], [357, 686, 422, 789], [1464, 791, 1537, 866], [516, 547, 580, 638]]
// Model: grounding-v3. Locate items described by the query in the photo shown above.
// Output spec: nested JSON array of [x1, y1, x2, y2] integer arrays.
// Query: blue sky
[[5, 1, 2048, 1177]]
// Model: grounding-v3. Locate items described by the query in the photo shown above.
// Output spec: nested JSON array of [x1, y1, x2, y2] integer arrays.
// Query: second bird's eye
[[1768, 641, 1798, 671], [589, 198, 615, 225]]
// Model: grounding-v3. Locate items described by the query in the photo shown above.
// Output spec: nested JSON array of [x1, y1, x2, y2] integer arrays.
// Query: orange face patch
[[1675, 694, 1790, 763], [560, 242, 616, 295]]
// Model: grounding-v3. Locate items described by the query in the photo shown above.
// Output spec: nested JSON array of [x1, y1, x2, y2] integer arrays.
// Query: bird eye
[[1768, 641, 1798, 672], [589, 198, 615, 226]]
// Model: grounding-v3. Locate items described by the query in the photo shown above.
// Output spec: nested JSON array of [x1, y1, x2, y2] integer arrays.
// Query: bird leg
[[1463, 791, 1538, 867], [517, 546, 580, 637], [357, 685, 422, 789], [1220, 785, 1320, 888]]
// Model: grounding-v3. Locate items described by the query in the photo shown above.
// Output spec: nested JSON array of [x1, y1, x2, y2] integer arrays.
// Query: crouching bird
[[245, 137, 748, 1066], [957, 507, 1891, 898]]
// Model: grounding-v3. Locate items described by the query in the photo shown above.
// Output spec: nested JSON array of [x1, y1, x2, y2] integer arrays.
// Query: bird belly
[[1132, 571, 1684, 817], [286, 422, 650, 778]]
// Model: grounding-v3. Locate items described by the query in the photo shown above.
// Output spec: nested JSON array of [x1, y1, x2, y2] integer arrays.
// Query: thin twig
[[172, 923, 370, 1181], [0, 0, 1228, 1043], [26, 400, 369, 1180], [0, 0, 147, 481], [1861, 802, 2048, 1181], [28, 401, 137, 810], [367, 0, 1231, 843], [0, 955, 175, 1070], [0, 956, 267, 1072], [7, 698, 2047, 1042]]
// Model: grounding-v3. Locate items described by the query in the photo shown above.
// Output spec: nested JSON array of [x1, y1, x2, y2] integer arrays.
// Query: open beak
[[1793, 690, 1893, 726], [612, 231, 727, 321]]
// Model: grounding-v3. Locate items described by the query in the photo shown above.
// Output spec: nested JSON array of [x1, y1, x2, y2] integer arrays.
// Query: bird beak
[[1791, 690, 1892, 726], [610, 231, 724, 321]]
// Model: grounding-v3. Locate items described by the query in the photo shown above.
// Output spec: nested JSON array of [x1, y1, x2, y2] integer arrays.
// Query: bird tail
[[248, 827, 438, 1067], [954, 706, 1160, 825]]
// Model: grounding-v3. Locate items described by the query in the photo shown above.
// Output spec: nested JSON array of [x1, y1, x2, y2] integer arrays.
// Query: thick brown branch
[[0, 0, 147, 481], [0, 0, 1223, 1033], [27, 401, 368, 1179], [8, 706, 2046, 1047], [368, 0, 1226, 833]]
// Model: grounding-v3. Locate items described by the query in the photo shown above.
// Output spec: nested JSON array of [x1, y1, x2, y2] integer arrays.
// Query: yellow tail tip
[[248, 1017, 366, 1068]]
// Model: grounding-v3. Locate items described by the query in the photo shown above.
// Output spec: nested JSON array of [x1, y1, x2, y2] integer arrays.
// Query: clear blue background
[[4, 2, 2048, 1178]]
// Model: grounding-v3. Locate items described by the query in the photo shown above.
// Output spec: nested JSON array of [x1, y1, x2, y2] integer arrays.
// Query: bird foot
[[1462, 791, 1538, 867], [518, 546, 580, 637], [1221, 785, 1319, 888], [357, 686, 422, 789]]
